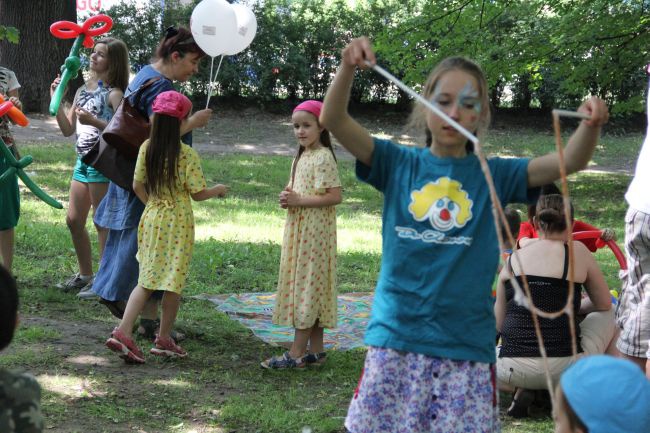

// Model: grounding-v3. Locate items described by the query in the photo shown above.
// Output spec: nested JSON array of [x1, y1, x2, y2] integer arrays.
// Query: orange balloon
[[0, 94, 29, 127]]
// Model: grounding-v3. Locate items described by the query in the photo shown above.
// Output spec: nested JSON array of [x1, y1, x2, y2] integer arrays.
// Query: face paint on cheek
[[459, 81, 481, 114]]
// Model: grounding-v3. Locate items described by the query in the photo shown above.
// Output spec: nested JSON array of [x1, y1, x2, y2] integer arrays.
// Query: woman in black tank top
[[494, 194, 616, 418]]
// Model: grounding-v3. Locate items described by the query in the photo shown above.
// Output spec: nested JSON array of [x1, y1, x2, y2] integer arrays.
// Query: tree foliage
[[22, 0, 650, 114], [0, 0, 78, 113]]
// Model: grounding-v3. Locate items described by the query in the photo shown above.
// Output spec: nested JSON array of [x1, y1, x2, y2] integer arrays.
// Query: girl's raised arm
[[527, 96, 609, 187], [321, 37, 375, 166]]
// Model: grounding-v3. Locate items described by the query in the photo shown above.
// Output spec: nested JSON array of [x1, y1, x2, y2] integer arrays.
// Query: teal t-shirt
[[357, 138, 535, 363]]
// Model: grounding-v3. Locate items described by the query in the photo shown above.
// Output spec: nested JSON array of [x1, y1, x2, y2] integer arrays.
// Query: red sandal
[[105, 327, 145, 364], [150, 335, 187, 358]]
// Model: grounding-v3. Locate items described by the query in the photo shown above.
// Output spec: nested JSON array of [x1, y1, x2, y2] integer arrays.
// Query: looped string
[[481, 111, 581, 406], [205, 55, 224, 109]]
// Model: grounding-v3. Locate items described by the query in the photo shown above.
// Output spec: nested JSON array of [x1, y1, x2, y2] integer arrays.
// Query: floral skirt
[[345, 347, 500, 433]]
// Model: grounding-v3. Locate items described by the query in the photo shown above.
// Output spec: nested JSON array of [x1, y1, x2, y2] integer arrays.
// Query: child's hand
[[578, 96, 609, 128], [8, 96, 21, 110], [75, 107, 95, 125], [50, 75, 62, 98], [601, 228, 616, 242], [212, 184, 228, 198], [341, 36, 376, 70], [279, 186, 301, 208], [279, 186, 290, 209]]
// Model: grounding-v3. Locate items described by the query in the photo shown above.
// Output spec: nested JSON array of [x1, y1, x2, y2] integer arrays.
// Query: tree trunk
[[0, 0, 78, 113]]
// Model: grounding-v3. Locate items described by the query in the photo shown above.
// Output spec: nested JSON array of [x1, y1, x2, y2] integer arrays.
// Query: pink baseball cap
[[293, 100, 323, 119], [152, 91, 192, 119]]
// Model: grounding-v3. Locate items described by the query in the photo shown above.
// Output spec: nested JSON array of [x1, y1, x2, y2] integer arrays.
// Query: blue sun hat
[[560, 355, 650, 433]]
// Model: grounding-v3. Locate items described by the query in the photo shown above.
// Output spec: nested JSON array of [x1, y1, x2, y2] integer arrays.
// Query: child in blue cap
[[554, 355, 650, 433]]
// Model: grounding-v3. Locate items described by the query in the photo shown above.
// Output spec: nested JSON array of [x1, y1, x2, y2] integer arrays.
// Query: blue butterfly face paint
[[431, 80, 481, 115]]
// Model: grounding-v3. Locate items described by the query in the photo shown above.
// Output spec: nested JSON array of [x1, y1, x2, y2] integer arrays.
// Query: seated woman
[[495, 194, 617, 418], [517, 183, 615, 251]]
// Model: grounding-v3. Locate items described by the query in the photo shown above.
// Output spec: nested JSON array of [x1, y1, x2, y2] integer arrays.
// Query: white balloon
[[190, 0, 238, 57], [223, 4, 257, 55]]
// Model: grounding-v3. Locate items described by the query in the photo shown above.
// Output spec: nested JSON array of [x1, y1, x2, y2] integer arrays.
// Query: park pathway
[[13, 113, 634, 173]]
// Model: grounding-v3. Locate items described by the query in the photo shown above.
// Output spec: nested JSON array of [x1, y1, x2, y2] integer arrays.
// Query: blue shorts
[[72, 156, 109, 183]]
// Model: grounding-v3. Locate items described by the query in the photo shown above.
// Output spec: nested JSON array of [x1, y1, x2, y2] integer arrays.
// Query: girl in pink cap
[[105, 90, 227, 363], [261, 100, 342, 369]]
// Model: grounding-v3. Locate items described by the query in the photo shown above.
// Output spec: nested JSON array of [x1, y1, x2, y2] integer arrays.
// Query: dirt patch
[[11, 315, 230, 433]]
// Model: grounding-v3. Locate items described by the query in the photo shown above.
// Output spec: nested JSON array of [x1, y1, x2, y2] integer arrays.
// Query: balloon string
[[205, 56, 215, 109], [205, 55, 224, 109]]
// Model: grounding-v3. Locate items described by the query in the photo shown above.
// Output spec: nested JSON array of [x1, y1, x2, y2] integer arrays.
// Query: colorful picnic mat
[[196, 292, 373, 350]]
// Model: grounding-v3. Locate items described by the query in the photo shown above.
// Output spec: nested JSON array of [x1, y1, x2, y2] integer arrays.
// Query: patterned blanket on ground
[[196, 292, 373, 350]]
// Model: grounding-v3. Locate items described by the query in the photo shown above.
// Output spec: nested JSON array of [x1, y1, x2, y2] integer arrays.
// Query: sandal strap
[[304, 352, 327, 363], [267, 352, 304, 368]]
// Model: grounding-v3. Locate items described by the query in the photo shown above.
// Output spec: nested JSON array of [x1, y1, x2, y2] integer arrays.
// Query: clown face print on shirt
[[396, 177, 474, 246]]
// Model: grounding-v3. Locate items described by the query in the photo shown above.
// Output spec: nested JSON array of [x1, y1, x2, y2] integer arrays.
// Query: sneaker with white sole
[[56, 273, 92, 292], [76, 280, 98, 299]]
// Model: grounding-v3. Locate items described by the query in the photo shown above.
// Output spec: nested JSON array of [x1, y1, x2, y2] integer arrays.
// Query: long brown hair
[[289, 120, 336, 185], [411, 57, 490, 153], [156, 26, 206, 61], [95, 37, 130, 91], [145, 113, 181, 197]]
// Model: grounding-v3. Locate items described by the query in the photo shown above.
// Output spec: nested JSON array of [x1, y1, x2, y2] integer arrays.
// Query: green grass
[[3, 132, 637, 432]]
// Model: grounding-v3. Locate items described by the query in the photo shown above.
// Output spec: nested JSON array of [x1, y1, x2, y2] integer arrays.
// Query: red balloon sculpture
[[48, 15, 113, 115], [49, 14, 113, 49]]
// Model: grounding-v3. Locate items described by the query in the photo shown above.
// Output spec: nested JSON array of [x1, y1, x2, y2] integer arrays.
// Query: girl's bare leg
[[67, 180, 93, 276], [159, 291, 181, 339], [0, 228, 15, 272], [88, 182, 109, 258], [118, 285, 153, 338], [289, 328, 312, 359]]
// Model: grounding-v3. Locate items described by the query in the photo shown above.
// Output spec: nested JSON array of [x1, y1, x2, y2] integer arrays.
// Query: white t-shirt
[[625, 72, 650, 214]]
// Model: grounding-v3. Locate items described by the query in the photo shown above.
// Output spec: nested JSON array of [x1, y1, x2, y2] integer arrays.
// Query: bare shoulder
[[571, 239, 592, 255]]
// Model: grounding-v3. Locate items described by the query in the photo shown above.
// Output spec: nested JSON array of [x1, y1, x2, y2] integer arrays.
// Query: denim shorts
[[72, 156, 109, 183]]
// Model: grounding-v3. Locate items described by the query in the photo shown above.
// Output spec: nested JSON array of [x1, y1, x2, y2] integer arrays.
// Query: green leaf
[[0, 25, 20, 44]]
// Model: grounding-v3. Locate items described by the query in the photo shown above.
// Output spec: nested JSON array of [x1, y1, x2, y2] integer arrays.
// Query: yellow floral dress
[[133, 140, 207, 294], [273, 146, 341, 329]]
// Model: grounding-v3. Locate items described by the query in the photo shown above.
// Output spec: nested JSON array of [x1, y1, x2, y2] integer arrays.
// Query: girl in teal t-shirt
[[321, 37, 610, 433]]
